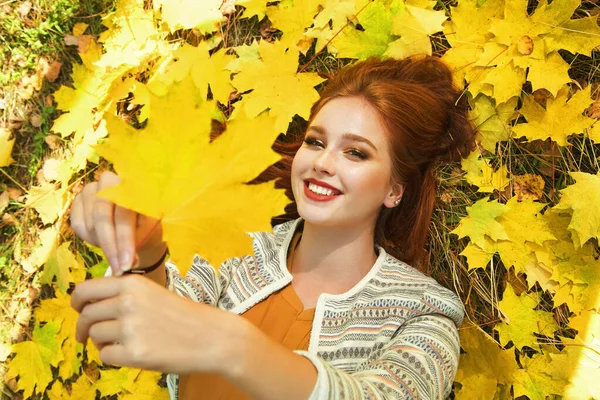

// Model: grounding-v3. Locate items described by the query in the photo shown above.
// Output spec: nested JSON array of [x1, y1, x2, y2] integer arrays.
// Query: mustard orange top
[[179, 234, 314, 400]]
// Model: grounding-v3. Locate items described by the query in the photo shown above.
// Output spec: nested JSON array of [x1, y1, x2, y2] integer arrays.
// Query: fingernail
[[120, 252, 132, 272], [110, 257, 121, 276]]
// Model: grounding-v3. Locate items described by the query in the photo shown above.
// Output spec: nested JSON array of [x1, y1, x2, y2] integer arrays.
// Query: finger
[[89, 320, 121, 349], [114, 205, 137, 272], [94, 173, 121, 275], [71, 278, 122, 314], [99, 343, 129, 368], [81, 181, 99, 237], [75, 295, 121, 343], [70, 193, 96, 245]]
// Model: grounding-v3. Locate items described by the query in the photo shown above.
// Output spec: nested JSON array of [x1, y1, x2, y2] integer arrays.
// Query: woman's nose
[[313, 150, 335, 176]]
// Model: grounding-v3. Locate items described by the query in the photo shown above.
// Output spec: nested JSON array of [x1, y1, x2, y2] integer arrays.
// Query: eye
[[304, 137, 324, 148], [347, 148, 368, 160]]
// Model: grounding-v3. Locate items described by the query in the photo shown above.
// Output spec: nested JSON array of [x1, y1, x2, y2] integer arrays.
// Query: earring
[[394, 199, 401, 206]]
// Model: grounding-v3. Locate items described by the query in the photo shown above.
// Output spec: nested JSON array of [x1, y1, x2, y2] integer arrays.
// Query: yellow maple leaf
[[441, 0, 503, 89], [461, 149, 511, 193], [454, 325, 518, 400], [558, 311, 600, 399], [100, 0, 165, 68], [40, 241, 86, 293], [238, 0, 269, 20], [231, 39, 324, 133], [96, 367, 167, 399], [95, 75, 289, 275], [554, 171, 600, 246], [385, 4, 447, 59], [266, 0, 321, 54], [459, 242, 494, 271], [35, 290, 83, 379], [304, 0, 361, 54], [468, 94, 517, 153], [147, 42, 236, 104], [513, 86, 595, 146], [48, 374, 96, 399], [451, 197, 509, 248], [52, 61, 129, 137], [25, 183, 70, 225], [0, 127, 15, 167], [19, 226, 60, 273], [7, 321, 63, 398], [512, 351, 568, 400], [154, 0, 223, 33], [495, 284, 558, 349], [445, 0, 600, 103], [513, 173, 545, 201]]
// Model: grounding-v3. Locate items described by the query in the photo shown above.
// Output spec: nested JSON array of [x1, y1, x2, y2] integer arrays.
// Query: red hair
[[253, 56, 476, 268]]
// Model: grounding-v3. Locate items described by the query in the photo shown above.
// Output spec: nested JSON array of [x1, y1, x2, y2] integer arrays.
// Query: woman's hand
[[71, 274, 248, 375], [69, 171, 166, 276]]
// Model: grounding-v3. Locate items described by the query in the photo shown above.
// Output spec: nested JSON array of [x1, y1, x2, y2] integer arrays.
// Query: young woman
[[70, 56, 476, 400]]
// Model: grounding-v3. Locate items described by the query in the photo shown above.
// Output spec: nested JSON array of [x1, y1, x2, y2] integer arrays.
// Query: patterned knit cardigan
[[164, 218, 464, 400]]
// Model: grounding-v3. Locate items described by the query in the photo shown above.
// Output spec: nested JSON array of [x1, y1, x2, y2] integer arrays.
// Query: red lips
[[303, 178, 343, 202]]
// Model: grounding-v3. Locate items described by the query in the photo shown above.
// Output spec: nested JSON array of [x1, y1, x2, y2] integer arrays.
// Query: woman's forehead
[[310, 97, 389, 147]]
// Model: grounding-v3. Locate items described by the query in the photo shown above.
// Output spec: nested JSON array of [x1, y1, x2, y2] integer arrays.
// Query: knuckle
[[118, 293, 137, 315]]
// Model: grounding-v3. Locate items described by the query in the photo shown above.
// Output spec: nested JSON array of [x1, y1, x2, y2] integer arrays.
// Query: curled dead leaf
[[64, 34, 79, 46], [7, 187, 23, 201], [15, 308, 31, 326], [588, 99, 600, 119], [44, 61, 62, 82], [36, 169, 47, 185], [2, 213, 17, 227], [220, 0, 236, 15], [29, 113, 42, 127], [44, 134, 61, 150], [514, 174, 545, 201], [18, 1, 32, 18], [77, 35, 92, 53], [517, 35, 534, 55]]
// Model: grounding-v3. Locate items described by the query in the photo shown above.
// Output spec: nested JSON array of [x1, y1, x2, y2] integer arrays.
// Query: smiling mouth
[[304, 180, 343, 197]]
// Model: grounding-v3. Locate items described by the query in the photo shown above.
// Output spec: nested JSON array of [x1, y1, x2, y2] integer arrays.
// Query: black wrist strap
[[124, 248, 169, 275]]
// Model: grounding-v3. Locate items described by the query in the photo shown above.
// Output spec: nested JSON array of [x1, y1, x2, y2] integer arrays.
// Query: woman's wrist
[[214, 314, 256, 380]]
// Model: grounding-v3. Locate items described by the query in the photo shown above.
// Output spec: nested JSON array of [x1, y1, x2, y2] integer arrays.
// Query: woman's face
[[291, 96, 403, 229]]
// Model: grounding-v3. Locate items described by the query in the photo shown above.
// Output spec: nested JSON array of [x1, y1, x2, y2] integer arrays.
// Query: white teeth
[[308, 183, 335, 196]]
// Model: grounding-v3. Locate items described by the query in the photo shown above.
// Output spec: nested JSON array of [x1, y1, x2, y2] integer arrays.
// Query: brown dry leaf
[[30, 114, 42, 127], [77, 35, 92, 53], [588, 99, 600, 119], [7, 187, 23, 201], [514, 174, 545, 201], [44, 135, 60, 150], [2, 213, 17, 226], [36, 169, 47, 185], [44, 61, 63, 82], [64, 34, 79, 46], [18, 1, 32, 18]]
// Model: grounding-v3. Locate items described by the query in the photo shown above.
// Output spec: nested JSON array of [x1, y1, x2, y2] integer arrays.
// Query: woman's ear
[[383, 183, 404, 208]]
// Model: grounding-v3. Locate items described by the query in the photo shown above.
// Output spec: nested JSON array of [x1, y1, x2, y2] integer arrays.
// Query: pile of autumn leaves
[[3, 0, 600, 398]]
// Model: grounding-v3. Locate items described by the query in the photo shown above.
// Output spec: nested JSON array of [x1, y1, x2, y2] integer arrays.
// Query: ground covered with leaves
[[1, 0, 600, 399]]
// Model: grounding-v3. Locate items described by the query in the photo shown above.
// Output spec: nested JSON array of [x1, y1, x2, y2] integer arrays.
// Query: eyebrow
[[307, 126, 378, 151]]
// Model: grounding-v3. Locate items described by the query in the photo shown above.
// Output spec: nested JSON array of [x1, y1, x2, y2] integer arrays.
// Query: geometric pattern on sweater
[[164, 218, 464, 399]]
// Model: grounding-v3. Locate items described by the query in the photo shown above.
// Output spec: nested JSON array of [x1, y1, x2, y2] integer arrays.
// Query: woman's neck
[[290, 219, 378, 291]]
